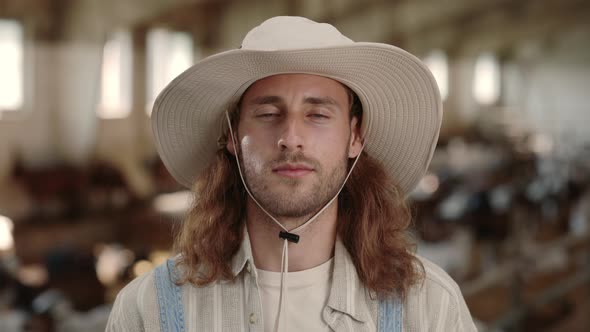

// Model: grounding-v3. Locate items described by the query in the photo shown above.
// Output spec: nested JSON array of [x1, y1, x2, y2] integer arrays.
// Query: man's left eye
[[309, 113, 329, 119]]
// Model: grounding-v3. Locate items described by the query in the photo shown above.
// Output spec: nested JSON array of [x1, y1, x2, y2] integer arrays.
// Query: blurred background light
[[95, 244, 135, 286], [0, 19, 23, 112], [148, 250, 170, 267], [412, 173, 441, 200], [17, 264, 48, 287], [153, 190, 192, 215], [97, 30, 132, 119], [146, 28, 194, 115], [528, 133, 555, 156], [424, 50, 449, 101], [132, 260, 153, 277], [473, 53, 500, 105], [0, 215, 14, 251]]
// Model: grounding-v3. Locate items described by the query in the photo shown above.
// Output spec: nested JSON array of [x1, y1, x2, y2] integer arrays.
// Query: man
[[107, 16, 477, 331]]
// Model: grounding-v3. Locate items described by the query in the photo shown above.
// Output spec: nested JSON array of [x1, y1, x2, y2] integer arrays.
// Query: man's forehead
[[240, 73, 353, 106]]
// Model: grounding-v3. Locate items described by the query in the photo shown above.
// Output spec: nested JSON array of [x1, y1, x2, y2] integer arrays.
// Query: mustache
[[267, 152, 320, 170]]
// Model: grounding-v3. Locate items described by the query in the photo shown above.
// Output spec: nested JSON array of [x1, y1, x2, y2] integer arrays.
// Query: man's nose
[[277, 117, 305, 151]]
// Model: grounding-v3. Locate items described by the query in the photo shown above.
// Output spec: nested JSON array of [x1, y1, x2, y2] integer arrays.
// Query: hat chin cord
[[225, 111, 364, 332]]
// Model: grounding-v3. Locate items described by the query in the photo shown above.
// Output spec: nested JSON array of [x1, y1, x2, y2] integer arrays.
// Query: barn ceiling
[[1, 0, 589, 53]]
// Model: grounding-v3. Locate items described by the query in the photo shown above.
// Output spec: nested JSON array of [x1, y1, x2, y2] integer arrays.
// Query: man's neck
[[246, 199, 338, 272]]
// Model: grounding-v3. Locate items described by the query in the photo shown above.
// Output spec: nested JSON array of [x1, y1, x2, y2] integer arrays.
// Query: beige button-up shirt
[[106, 234, 477, 331]]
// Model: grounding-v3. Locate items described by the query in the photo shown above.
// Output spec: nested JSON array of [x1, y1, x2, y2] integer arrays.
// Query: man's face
[[228, 74, 362, 219]]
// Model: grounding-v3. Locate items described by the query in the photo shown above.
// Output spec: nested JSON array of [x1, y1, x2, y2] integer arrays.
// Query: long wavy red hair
[[174, 93, 424, 298]]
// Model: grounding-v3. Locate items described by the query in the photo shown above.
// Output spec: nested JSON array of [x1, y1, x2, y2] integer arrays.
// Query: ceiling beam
[[394, 0, 590, 56]]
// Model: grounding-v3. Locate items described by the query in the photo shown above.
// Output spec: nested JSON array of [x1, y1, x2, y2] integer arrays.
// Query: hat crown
[[241, 16, 353, 51]]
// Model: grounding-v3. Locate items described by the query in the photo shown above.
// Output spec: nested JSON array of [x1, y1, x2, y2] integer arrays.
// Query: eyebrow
[[249, 95, 283, 105], [247, 95, 340, 107], [303, 96, 339, 107]]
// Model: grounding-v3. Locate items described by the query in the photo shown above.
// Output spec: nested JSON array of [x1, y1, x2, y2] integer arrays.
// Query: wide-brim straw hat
[[151, 16, 442, 195]]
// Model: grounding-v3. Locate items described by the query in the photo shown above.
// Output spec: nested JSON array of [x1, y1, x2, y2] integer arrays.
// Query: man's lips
[[272, 163, 314, 177]]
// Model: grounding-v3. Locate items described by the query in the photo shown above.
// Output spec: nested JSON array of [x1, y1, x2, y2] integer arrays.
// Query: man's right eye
[[255, 112, 280, 118]]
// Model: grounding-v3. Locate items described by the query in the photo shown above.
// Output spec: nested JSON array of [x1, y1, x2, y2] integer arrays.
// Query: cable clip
[[279, 231, 300, 243]]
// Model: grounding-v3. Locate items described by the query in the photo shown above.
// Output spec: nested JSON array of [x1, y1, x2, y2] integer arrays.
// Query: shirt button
[[249, 312, 257, 324], [246, 263, 252, 273]]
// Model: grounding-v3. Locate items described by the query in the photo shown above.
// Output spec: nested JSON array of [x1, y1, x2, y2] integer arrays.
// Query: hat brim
[[151, 42, 442, 195]]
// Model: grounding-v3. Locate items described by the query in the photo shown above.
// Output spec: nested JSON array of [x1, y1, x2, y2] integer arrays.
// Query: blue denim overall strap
[[378, 296, 403, 332], [153, 258, 400, 332], [154, 259, 186, 332]]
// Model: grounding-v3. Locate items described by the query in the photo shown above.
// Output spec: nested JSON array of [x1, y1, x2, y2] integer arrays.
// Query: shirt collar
[[231, 227, 254, 277], [325, 238, 370, 323], [230, 228, 370, 323]]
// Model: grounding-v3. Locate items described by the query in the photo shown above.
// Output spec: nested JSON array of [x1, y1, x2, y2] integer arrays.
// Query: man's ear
[[348, 117, 363, 158], [226, 131, 237, 156]]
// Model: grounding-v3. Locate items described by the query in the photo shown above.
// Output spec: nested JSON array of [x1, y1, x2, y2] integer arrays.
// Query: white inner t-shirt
[[257, 258, 334, 332]]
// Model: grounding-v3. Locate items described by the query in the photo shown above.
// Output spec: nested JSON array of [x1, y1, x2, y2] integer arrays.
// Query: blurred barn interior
[[1, 0, 590, 331]]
